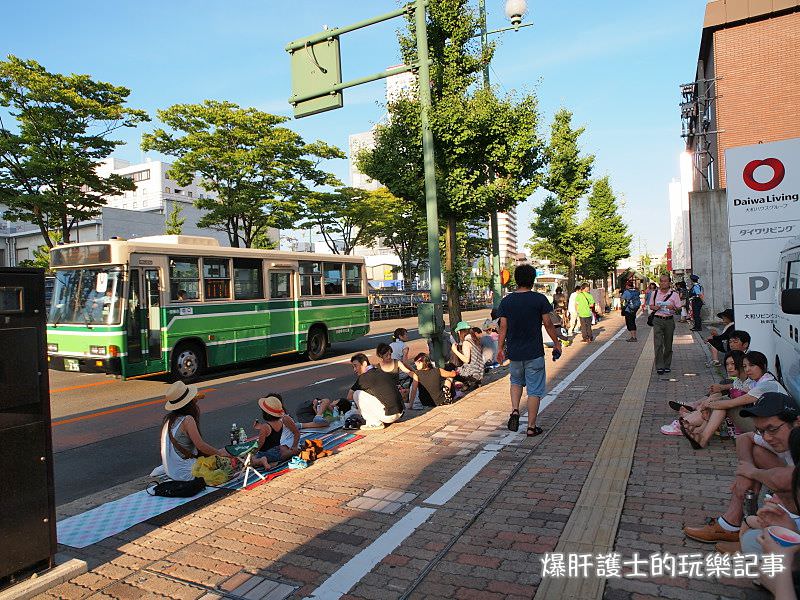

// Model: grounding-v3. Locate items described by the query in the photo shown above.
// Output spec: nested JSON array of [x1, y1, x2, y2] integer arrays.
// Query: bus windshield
[[48, 267, 124, 326]]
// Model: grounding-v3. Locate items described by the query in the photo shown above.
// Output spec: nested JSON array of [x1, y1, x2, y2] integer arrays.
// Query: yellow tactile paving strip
[[534, 329, 655, 600]]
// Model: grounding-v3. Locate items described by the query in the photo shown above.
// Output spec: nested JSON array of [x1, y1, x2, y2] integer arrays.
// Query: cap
[[690, 274, 700, 282], [717, 308, 734, 321], [739, 392, 799, 419], [453, 321, 471, 333], [258, 395, 285, 417]]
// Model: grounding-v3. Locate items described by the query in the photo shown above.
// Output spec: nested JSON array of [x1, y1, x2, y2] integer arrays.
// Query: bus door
[[125, 268, 144, 366], [268, 270, 296, 355], [144, 269, 163, 364]]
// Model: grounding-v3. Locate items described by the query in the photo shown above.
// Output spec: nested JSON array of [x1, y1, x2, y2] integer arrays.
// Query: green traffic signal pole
[[285, 0, 445, 365], [414, 0, 446, 366]]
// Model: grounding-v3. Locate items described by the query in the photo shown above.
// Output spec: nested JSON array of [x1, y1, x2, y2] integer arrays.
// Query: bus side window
[[788, 260, 800, 290], [299, 261, 322, 296], [345, 264, 362, 294], [169, 257, 200, 301], [233, 258, 264, 300], [270, 273, 291, 299], [203, 258, 231, 300], [323, 263, 344, 295]]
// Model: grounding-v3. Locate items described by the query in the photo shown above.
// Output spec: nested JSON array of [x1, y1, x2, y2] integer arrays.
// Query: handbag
[[147, 476, 206, 498], [647, 291, 674, 326]]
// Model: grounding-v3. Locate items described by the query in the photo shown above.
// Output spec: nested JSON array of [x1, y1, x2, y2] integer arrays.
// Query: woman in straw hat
[[252, 394, 301, 470], [160, 381, 229, 481]]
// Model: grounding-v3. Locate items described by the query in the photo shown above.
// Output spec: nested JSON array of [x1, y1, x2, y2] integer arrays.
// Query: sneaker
[[657, 368, 665, 375], [661, 420, 683, 436], [360, 423, 385, 431], [683, 519, 740, 543], [664, 368, 671, 373]]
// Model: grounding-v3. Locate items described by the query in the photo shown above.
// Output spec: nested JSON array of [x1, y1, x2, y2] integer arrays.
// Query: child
[[706, 308, 735, 366], [294, 397, 352, 429], [252, 394, 301, 469]]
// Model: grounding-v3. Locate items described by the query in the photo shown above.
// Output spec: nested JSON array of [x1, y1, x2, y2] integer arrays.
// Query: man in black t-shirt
[[347, 353, 404, 430], [498, 264, 561, 437]]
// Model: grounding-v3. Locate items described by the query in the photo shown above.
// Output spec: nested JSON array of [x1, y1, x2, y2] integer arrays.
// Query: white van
[[775, 236, 800, 401]]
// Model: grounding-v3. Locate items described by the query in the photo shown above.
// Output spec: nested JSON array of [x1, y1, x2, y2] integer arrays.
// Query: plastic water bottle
[[230, 423, 238, 445], [238, 427, 246, 443], [332, 406, 340, 423]]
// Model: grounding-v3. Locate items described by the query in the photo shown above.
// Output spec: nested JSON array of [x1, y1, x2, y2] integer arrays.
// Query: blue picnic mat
[[57, 487, 217, 549], [56, 430, 361, 548]]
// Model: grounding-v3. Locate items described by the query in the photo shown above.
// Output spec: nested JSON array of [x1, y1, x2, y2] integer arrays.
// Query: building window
[[299, 261, 322, 296], [175, 188, 183, 195], [188, 191, 193, 198], [270, 272, 292, 299], [345, 263, 362, 294], [169, 257, 200, 301], [233, 258, 264, 299], [165, 187, 171, 193], [203, 258, 230, 300], [132, 202, 138, 209], [323, 263, 343, 295], [124, 169, 150, 183]]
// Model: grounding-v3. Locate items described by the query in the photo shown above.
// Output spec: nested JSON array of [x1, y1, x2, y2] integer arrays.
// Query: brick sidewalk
[[37, 314, 766, 600]]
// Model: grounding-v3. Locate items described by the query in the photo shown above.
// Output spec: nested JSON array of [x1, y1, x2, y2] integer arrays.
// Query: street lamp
[[479, 0, 532, 309], [504, 0, 528, 29]]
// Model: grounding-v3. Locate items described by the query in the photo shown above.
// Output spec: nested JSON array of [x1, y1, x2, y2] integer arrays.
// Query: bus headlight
[[89, 345, 107, 356], [47, 343, 58, 353]]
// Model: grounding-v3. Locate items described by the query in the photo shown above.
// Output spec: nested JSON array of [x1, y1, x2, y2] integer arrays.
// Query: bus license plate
[[64, 358, 80, 372]]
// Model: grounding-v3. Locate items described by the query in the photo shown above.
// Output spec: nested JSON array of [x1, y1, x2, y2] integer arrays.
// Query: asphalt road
[[51, 310, 491, 505]]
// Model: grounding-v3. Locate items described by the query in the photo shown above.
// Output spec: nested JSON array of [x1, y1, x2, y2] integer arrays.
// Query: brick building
[[680, 0, 800, 320]]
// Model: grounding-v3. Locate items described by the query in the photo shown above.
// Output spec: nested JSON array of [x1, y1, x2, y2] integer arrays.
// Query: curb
[[0, 558, 87, 600]]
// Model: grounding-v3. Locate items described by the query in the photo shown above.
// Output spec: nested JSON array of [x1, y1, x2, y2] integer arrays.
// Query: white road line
[[305, 507, 436, 600], [306, 377, 335, 387], [244, 359, 350, 383], [423, 450, 498, 506]]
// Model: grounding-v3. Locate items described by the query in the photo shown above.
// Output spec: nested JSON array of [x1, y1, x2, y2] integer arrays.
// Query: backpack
[[625, 291, 641, 312]]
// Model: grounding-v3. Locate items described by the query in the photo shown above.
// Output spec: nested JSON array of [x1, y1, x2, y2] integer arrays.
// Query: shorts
[[509, 356, 546, 398], [256, 446, 282, 463]]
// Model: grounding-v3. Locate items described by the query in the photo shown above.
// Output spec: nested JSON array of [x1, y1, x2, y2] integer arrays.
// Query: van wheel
[[306, 327, 327, 361], [172, 343, 205, 382]]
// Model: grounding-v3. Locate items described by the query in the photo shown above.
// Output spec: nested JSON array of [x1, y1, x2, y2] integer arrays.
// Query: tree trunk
[[61, 213, 70, 245], [568, 255, 576, 291], [445, 215, 462, 327]]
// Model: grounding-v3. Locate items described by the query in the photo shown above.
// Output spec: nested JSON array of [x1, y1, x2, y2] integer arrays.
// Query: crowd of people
[[615, 272, 798, 596]]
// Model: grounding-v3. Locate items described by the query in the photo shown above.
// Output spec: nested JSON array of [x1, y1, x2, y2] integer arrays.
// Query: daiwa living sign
[[726, 138, 800, 356]]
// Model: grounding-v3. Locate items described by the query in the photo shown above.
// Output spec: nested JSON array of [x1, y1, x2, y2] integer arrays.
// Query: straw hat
[[164, 381, 198, 411], [258, 395, 285, 417]]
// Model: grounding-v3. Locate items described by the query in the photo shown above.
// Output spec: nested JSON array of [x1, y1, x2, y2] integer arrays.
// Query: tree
[[0, 56, 148, 246], [359, 188, 429, 286], [19, 230, 61, 271], [304, 187, 379, 255], [578, 176, 632, 281], [164, 202, 185, 235], [141, 100, 343, 248], [530, 109, 594, 289], [358, 0, 546, 325]]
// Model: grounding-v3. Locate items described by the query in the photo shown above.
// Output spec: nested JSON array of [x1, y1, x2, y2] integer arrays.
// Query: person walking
[[649, 274, 683, 374], [688, 274, 705, 331], [644, 282, 657, 315], [497, 264, 562, 437], [621, 280, 642, 342], [567, 285, 581, 335], [575, 283, 596, 342]]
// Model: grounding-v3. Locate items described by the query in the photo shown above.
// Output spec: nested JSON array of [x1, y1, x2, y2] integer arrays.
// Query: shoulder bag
[[647, 291, 674, 326], [147, 476, 206, 498]]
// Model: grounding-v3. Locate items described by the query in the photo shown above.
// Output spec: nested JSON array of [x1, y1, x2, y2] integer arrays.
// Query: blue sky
[[3, 0, 707, 255]]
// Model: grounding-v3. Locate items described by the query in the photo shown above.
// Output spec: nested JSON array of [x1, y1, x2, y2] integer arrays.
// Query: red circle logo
[[742, 158, 785, 191]]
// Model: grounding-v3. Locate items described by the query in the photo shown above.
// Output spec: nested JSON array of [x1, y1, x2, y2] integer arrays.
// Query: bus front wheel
[[172, 343, 205, 382], [306, 327, 327, 361]]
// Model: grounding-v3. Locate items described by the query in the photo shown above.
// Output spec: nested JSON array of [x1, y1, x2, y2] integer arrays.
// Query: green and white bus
[[46, 235, 369, 380]]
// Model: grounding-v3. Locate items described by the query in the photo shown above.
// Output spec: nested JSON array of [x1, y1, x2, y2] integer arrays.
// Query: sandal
[[527, 426, 543, 437], [679, 419, 703, 449], [669, 400, 696, 412], [507, 410, 520, 432]]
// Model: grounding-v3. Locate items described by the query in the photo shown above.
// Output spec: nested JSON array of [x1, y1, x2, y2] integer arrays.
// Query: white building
[[348, 131, 380, 192], [385, 67, 416, 105], [496, 209, 518, 264]]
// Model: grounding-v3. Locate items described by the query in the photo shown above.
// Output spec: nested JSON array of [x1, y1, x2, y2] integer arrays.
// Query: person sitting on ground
[[252, 394, 301, 469], [376, 342, 414, 409], [347, 353, 404, 431], [390, 328, 412, 368], [450, 321, 485, 389], [683, 392, 800, 546], [294, 397, 352, 429], [706, 308, 735, 366], [478, 323, 499, 367], [160, 381, 230, 481], [409, 352, 457, 407]]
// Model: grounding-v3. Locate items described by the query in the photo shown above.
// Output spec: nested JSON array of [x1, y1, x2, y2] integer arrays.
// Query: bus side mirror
[[781, 289, 800, 315]]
